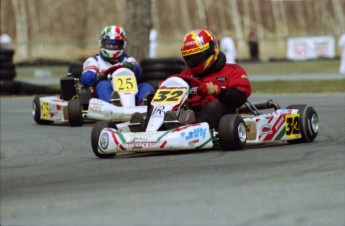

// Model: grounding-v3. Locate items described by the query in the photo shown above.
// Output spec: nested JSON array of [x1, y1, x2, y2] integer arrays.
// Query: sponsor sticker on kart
[[113, 75, 138, 93], [285, 113, 302, 139], [89, 101, 103, 112], [151, 88, 187, 105], [127, 142, 158, 148], [180, 127, 207, 140]]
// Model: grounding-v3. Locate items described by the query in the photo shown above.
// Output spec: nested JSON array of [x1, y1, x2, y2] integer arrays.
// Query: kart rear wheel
[[218, 114, 246, 151], [286, 104, 319, 143], [91, 121, 116, 158], [68, 99, 83, 127], [32, 96, 53, 125]]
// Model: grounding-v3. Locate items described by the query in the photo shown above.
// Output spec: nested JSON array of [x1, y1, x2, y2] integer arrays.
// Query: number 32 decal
[[285, 114, 301, 139], [152, 88, 186, 104]]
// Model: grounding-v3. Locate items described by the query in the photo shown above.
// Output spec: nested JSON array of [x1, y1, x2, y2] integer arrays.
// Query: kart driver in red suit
[[177, 28, 252, 129]]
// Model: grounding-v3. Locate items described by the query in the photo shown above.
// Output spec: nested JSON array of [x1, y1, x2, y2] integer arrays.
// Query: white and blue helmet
[[99, 25, 127, 62]]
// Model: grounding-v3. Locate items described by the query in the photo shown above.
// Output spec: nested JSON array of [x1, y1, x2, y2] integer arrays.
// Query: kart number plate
[[285, 113, 302, 139], [41, 101, 50, 120], [151, 88, 187, 104], [113, 76, 138, 93]]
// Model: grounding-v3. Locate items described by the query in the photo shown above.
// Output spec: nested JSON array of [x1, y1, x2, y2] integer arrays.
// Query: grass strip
[[252, 79, 345, 93], [240, 59, 339, 74]]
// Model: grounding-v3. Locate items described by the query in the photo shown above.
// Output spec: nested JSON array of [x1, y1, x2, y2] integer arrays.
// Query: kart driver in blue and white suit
[[80, 25, 154, 105]]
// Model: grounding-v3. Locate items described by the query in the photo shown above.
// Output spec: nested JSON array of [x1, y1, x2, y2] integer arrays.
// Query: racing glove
[[122, 62, 134, 69], [197, 82, 221, 96], [96, 72, 107, 81]]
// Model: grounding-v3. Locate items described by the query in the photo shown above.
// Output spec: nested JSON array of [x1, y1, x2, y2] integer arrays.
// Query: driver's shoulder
[[123, 56, 139, 64]]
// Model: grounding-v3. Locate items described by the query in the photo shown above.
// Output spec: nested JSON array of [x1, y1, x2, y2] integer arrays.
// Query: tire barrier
[[0, 57, 186, 95], [0, 49, 16, 81], [140, 57, 186, 67], [0, 80, 60, 95], [67, 58, 187, 88], [139, 57, 187, 89]]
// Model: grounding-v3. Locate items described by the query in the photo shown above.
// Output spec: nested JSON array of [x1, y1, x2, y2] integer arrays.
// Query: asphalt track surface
[[1, 93, 345, 226]]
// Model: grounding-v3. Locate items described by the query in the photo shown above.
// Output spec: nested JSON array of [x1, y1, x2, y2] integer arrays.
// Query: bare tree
[[151, 0, 159, 30], [27, 0, 39, 56], [251, 0, 264, 38], [126, 0, 152, 61], [11, 0, 29, 60], [293, 1, 307, 35], [179, 0, 192, 32], [332, 0, 345, 35], [229, 0, 245, 51], [195, 0, 207, 27], [278, 0, 288, 37]]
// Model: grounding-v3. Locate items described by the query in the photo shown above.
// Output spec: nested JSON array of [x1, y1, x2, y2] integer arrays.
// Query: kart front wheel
[[91, 121, 116, 158], [68, 99, 84, 127], [32, 96, 53, 125], [286, 104, 319, 143], [218, 114, 247, 151]]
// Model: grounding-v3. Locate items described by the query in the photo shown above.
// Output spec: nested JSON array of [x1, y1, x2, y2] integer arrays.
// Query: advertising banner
[[287, 36, 335, 60]]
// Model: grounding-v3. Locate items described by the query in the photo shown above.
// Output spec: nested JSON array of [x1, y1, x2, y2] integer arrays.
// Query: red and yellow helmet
[[181, 28, 220, 75]]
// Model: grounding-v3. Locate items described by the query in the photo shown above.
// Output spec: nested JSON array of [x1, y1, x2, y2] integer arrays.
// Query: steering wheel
[[102, 63, 124, 76], [174, 74, 205, 104]]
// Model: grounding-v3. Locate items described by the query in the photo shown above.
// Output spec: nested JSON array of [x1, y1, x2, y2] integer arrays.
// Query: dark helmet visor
[[183, 41, 215, 68]]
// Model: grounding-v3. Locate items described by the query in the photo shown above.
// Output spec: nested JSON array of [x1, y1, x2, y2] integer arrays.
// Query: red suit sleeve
[[225, 65, 252, 97]]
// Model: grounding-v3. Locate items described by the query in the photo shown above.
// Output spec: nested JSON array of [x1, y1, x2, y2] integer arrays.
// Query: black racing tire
[[91, 121, 116, 158], [67, 99, 84, 127], [20, 82, 60, 95], [32, 96, 54, 125], [0, 69, 16, 80], [141, 71, 174, 80], [136, 78, 161, 89], [129, 112, 147, 132], [0, 62, 15, 70], [0, 56, 12, 64], [286, 104, 319, 143], [0, 49, 15, 63], [0, 80, 21, 94], [218, 114, 247, 151]]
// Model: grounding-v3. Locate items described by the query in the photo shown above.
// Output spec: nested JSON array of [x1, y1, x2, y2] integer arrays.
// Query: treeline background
[[1, 0, 345, 62]]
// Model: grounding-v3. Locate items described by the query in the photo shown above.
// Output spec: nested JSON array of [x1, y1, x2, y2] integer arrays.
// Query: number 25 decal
[[285, 114, 301, 138], [113, 76, 137, 93]]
